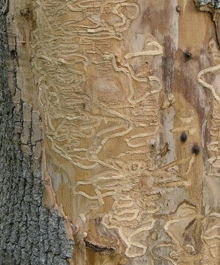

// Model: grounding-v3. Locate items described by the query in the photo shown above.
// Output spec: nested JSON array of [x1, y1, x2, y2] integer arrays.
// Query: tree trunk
[[0, 1, 74, 264], [1, 0, 220, 264]]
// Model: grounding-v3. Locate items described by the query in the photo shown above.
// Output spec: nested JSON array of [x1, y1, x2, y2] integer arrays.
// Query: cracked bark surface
[[0, 1, 74, 264]]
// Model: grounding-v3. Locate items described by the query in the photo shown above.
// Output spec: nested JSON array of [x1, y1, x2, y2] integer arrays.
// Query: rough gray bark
[[0, 1, 74, 264], [200, 0, 220, 8]]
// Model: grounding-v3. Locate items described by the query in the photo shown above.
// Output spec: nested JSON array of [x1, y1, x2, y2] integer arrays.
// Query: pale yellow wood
[[6, 0, 220, 264]]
